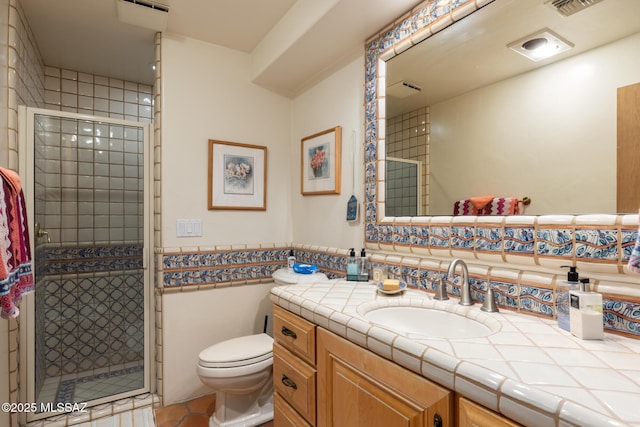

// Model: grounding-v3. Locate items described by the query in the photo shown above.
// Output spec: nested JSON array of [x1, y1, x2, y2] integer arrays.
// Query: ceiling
[[20, 0, 423, 97]]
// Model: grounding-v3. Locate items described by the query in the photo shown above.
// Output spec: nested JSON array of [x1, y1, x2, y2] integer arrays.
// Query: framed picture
[[208, 140, 267, 210], [301, 126, 341, 195]]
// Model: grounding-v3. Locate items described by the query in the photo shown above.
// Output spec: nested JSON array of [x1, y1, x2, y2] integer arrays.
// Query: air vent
[[116, 0, 169, 32], [548, 0, 605, 17], [122, 0, 169, 13], [387, 81, 422, 99]]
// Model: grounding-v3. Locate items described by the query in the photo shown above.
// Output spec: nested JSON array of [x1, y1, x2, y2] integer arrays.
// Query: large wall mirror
[[382, 0, 640, 217]]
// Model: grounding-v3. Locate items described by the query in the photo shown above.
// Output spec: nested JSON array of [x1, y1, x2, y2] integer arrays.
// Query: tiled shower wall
[[386, 107, 429, 215], [33, 71, 152, 397]]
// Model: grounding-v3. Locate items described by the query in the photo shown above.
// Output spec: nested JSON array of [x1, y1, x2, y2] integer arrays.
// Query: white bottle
[[569, 279, 603, 340]]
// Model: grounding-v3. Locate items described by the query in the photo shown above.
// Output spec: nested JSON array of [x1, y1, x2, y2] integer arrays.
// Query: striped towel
[[628, 209, 640, 274], [453, 199, 478, 216], [0, 167, 34, 319], [453, 197, 520, 216], [482, 197, 520, 215]]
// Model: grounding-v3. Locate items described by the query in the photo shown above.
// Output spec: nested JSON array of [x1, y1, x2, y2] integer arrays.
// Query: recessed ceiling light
[[507, 28, 573, 62]]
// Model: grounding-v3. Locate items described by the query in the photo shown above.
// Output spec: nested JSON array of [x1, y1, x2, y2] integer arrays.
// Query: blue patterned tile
[[575, 228, 618, 261], [519, 285, 553, 318], [536, 227, 573, 257], [394, 224, 411, 246], [504, 226, 535, 254], [451, 225, 474, 250], [603, 298, 640, 337], [429, 225, 450, 248], [621, 228, 637, 261]]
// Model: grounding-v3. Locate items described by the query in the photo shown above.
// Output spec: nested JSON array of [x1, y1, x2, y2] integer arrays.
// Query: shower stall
[[386, 157, 423, 216], [18, 107, 152, 421]]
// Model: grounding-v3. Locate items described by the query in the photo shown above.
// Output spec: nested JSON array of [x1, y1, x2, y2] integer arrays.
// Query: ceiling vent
[[547, 0, 605, 17], [116, 0, 169, 32], [387, 81, 422, 98]]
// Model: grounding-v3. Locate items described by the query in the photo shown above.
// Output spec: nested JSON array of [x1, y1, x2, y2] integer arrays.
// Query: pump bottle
[[347, 248, 358, 281], [358, 248, 369, 281], [557, 266, 580, 331], [287, 249, 296, 271]]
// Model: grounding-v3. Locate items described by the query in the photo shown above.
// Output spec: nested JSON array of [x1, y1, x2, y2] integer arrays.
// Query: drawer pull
[[281, 326, 297, 339], [281, 374, 298, 390]]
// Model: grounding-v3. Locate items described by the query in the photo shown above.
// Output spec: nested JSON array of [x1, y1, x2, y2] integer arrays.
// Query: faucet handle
[[481, 285, 507, 312], [433, 274, 449, 301]]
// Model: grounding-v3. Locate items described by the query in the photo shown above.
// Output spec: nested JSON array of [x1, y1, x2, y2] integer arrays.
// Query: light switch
[[176, 219, 202, 237]]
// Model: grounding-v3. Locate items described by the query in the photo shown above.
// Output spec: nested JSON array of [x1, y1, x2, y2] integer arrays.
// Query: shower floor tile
[[56, 365, 144, 403]]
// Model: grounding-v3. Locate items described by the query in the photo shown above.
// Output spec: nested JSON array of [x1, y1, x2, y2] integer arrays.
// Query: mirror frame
[[364, 0, 496, 243], [362, 0, 637, 269]]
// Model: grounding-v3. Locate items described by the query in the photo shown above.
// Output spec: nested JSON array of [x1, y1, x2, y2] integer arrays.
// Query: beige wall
[[291, 56, 365, 249], [159, 34, 293, 404], [429, 33, 640, 215], [161, 35, 293, 248]]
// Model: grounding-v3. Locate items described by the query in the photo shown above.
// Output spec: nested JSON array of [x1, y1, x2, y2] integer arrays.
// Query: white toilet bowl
[[196, 333, 274, 427], [195, 268, 330, 427]]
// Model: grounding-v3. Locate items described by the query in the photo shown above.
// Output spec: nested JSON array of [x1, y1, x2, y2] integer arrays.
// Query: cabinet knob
[[281, 374, 297, 390], [281, 326, 297, 339], [433, 413, 443, 427]]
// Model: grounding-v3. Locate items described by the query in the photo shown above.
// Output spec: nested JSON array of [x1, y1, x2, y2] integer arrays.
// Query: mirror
[[383, 0, 640, 216]]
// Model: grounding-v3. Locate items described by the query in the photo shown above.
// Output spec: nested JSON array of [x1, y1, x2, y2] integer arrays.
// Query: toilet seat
[[199, 333, 273, 368]]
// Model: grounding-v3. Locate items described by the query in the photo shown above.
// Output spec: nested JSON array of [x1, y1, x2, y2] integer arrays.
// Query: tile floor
[[38, 363, 145, 406], [154, 394, 274, 427]]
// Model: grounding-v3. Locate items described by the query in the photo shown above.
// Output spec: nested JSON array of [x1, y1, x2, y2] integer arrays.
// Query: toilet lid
[[272, 268, 329, 285], [198, 333, 273, 368]]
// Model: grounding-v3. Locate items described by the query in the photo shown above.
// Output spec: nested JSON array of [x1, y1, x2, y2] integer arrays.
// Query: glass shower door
[[19, 107, 151, 421]]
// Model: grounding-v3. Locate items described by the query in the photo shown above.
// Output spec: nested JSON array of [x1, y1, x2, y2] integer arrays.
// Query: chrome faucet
[[447, 258, 473, 306]]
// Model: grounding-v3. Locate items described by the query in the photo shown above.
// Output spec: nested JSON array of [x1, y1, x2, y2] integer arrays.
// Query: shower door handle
[[35, 222, 51, 243]]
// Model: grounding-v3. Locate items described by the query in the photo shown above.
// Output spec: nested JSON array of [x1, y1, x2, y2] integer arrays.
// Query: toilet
[[196, 267, 329, 427]]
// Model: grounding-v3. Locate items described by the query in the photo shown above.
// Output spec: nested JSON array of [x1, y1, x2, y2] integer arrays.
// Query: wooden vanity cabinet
[[316, 328, 453, 427], [274, 306, 522, 427]]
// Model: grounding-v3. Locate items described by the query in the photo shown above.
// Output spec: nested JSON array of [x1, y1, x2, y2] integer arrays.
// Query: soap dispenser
[[557, 266, 580, 331], [347, 248, 358, 281], [358, 248, 369, 281], [569, 278, 604, 340], [287, 249, 296, 271]]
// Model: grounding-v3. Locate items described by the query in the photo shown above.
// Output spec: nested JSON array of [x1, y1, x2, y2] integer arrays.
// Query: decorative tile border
[[156, 242, 640, 337], [43, 245, 143, 274]]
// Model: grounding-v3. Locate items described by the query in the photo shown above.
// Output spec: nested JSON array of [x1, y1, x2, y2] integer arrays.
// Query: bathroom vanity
[[270, 281, 640, 426]]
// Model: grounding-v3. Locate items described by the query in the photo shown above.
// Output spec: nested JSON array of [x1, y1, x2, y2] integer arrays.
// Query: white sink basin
[[363, 306, 495, 339]]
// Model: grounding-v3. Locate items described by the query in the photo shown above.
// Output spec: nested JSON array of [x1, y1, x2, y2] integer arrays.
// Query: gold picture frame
[[208, 139, 267, 210], [301, 126, 341, 195]]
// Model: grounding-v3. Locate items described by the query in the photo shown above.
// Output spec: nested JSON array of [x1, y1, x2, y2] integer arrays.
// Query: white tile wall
[[43, 67, 153, 123]]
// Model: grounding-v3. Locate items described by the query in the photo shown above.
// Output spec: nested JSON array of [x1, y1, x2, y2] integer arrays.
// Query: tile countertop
[[270, 280, 640, 427]]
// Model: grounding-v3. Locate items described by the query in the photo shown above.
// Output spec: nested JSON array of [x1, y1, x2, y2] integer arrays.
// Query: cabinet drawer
[[457, 397, 522, 427], [273, 305, 316, 365], [273, 343, 316, 425], [274, 392, 312, 427]]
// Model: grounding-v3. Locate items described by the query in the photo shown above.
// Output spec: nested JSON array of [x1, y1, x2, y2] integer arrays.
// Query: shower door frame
[[17, 106, 154, 423]]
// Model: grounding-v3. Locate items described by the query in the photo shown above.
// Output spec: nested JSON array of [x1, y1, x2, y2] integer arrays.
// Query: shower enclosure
[[386, 157, 423, 216], [18, 107, 152, 421]]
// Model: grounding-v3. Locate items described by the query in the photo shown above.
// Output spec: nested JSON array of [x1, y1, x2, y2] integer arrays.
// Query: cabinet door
[[316, 328, 452, 427], [274, 392, 312, 427], [457, 397, 522, 427]]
